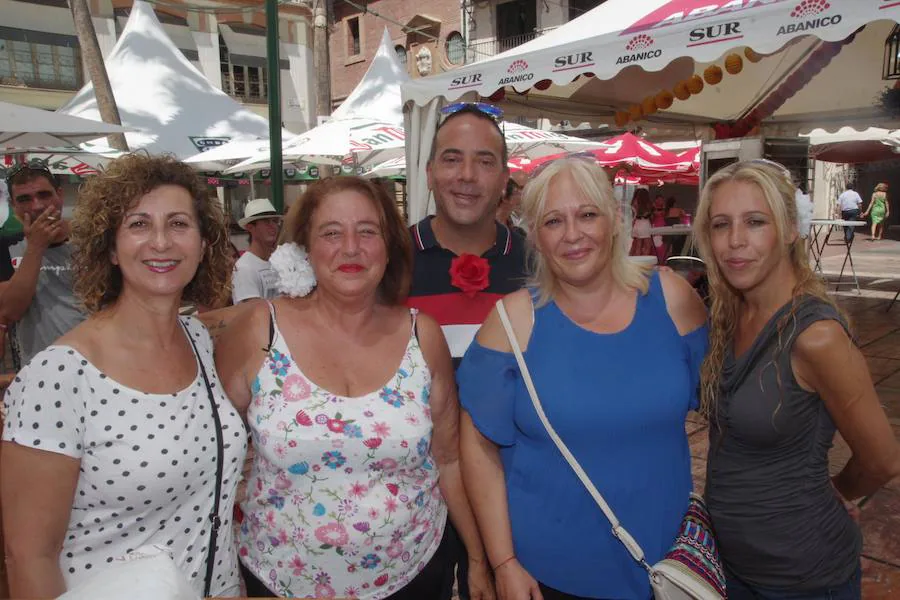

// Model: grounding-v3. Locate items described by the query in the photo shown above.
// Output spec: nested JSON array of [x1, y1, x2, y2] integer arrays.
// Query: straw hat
[[239, 198, 281, 229]]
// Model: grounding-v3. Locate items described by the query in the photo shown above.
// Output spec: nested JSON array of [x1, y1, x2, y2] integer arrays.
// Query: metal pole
[[266, 0, 284, 213]]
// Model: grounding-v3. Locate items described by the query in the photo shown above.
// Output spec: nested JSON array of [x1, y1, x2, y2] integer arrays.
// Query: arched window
[[445, 32, 465, 66], [395, 45, 408, 69]]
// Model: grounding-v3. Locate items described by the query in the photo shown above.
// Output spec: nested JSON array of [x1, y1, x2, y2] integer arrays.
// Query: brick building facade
[[328, 0, 464, 109]]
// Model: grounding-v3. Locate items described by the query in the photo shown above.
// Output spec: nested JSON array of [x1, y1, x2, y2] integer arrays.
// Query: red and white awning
[[522, 133, 693, 173], [403, 0, 900, 223], [402, 1, 899, 110]]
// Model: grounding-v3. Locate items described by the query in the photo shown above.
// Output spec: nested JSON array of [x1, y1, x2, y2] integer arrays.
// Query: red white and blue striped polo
[[407, 216, 528, 363]]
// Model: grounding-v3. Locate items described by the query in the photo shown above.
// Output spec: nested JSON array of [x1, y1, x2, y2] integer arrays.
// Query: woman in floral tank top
[[217, 178, 494, 600]]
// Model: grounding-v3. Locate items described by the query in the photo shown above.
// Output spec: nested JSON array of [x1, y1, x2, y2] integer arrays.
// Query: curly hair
[[693, 160, 845, 423], [71, 154, 233, 313], [278, 176, 412, 305]]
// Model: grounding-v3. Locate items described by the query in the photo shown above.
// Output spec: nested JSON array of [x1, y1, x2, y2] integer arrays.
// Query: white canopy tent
[[330, 28, 409, 123], [229, 28, 409, 173], [5, 147, 124, 173], [0, 100, 127, 149], [502, 121, 608, 158], [364, 120, 608, 176], [402, 0, 900, 222], [365, 156, 407, 178], [183, 138, 273, 172], [225, 118, 406, 172], [59, 0, 271, 159]]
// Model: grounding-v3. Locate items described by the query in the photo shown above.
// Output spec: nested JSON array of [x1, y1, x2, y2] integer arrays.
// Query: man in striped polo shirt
[[408, 105, 527, 366], [407, 104, 527, 600]]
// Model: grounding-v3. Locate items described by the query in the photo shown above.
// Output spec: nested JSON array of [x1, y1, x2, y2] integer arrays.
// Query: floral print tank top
[[238, 304, 447, 599]]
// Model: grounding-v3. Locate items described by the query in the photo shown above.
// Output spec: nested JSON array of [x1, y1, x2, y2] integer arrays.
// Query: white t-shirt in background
[[838, 190, 863, 212], [231, 251, 279, 303]]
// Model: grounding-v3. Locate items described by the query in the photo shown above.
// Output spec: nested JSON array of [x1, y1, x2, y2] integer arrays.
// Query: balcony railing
[[465, 28, 556, 62]]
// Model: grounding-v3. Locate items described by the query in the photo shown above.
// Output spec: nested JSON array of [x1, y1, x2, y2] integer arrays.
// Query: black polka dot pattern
[[1, 317, 248, 596]]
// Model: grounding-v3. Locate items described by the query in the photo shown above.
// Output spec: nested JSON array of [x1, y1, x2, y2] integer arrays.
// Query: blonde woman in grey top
[[693, 160, 900, 599]]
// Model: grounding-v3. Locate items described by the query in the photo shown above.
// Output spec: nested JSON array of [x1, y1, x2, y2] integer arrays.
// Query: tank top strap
[[409, 307, 419, 341], [263, 299, 277, 352]]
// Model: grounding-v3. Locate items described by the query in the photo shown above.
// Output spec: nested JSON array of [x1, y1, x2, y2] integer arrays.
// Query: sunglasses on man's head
[[440, 102, 504, 122], [4, 163, 56, 191]]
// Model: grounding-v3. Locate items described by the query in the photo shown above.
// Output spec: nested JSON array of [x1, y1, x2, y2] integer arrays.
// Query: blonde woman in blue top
[[457, 158, 708, 600]]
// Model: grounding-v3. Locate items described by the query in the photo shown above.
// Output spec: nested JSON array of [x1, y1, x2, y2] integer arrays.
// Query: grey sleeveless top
[[705, 296, 861, 590]]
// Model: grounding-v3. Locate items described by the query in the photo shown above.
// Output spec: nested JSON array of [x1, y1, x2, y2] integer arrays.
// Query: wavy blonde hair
[[520, 158, 650, 306], [693, 160, 844, 421], [71, 154, 233, 313]]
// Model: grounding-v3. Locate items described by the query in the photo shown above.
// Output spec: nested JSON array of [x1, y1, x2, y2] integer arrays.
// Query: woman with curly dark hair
[[1, 154, 247, 598]]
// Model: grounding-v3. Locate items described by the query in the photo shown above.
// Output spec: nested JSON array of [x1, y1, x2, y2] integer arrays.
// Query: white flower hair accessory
[[794, 188, 814, 239], [269, 242, 316, 297]]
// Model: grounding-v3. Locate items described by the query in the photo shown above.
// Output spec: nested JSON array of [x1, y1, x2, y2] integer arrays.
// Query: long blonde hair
[[519, 158, 650, 306], [693, 160, 844, 421]]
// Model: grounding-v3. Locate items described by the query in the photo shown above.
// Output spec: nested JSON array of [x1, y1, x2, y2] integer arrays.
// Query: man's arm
[[1, 246, 46, 324], [0, 207, 62, 324]]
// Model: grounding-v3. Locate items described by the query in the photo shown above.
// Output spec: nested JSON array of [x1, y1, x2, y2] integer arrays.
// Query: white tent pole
[[404, 98, 442, 224], [250, 173, 256, 199]]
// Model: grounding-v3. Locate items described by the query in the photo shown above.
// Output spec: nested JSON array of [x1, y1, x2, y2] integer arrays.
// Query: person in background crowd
[[458, 158, 708, 600], [0, 165, 86, 367], [407, 103, 528, 600], [860, 182, 890, 241], [664, 196, 688, 257], [0, 232, 24, 283], [630, 188, 652, 257], [694, 160, 900, 599], [228, 241, 241, 262], [497, 173, 527, 234], [1, 154, 246, 598], [665, 196, 684, 224], [215, 176, 494, 600], [232, 198, 282, 303], [837, 183, 863, 244], [651, 194, 668, 263]]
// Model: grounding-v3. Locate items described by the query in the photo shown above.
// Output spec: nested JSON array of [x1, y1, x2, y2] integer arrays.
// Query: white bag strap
[[495, 299, 652, 573]]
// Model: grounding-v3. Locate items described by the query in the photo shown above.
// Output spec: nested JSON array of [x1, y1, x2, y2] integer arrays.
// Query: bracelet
[[491, 555, 516, 572]]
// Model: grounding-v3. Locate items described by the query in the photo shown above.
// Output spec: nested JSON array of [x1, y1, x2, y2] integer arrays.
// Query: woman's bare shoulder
[[477, 288, 534, 353], [657, 269, 707, 335]]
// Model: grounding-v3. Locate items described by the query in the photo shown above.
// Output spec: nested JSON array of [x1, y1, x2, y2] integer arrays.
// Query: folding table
[[649, 225, 694, 255], [887, 287, 900, 312], [807, 219, 867, 294]]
